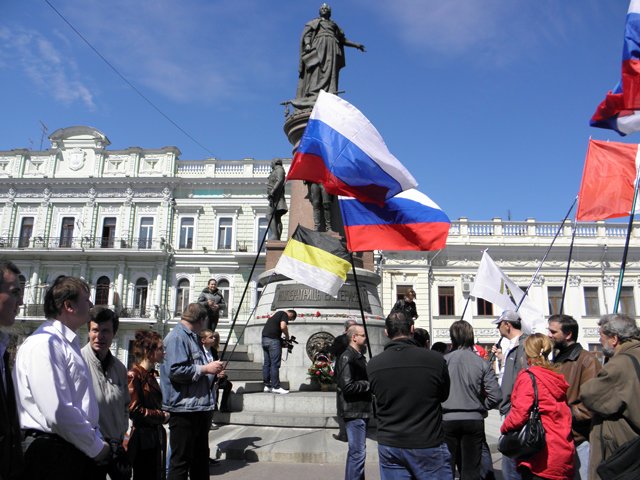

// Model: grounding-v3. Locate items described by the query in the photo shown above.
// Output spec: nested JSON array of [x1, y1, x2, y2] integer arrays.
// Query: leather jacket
[[128, 365, 165, 427], [336, 346, 372, 419]]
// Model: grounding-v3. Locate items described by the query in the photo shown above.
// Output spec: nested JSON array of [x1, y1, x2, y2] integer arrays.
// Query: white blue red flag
[[338, 188, 450, 252], [287, 90, 417, 206], [591, 0, 640, 135]]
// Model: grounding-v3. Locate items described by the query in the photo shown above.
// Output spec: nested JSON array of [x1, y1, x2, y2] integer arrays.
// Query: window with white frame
[[548, 286, 563, 315], [95, 276, 110, 305], [138, 217, 154, 249], [134, 278, 149, 316], [101, 217, 116, 248], [179, 217, 194, 249], [584, 286, 600, 317], [19, 217, 34, 248], [175, 279, 190, 316], [217, 279, 230, 319], [217, 218, 233, 250], [257, 217, 268, 252], [59, 217, 75, 248], [618, 286, 636, 316]]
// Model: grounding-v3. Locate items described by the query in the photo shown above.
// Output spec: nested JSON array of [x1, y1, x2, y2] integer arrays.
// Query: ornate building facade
[[2, 126, 637, 365], [0, 126, 288, 366], [379, 217, 640, 357]]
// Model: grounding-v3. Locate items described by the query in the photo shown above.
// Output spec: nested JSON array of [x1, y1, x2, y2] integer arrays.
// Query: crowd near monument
[[2, 3, 640, 480]]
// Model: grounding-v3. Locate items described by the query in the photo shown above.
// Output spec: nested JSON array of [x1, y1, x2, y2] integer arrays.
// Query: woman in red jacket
[[500, 334, 575, 480]]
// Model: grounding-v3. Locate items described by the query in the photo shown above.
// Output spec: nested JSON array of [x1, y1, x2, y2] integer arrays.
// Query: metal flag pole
[[559, 215, 579, 314], [460, 296, 471, 320], [220, 210, 276, 360], [517, 196, 577, 310], [613, 165, 640, 313], [349, 253, 373, 359]]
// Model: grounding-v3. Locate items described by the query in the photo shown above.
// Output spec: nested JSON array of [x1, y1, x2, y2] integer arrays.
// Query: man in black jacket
[[330, 319, 357, 442], [197, 279, 226, 331], [336, 324, 371, 479], [367, 312, 452, 479]]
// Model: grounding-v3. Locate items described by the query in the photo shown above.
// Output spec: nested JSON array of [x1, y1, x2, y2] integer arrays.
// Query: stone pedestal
[[244, 269, 385, 391]]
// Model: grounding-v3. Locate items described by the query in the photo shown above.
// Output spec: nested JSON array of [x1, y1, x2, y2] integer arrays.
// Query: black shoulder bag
[[596, 353, 640, 480], [498, 370, 546, 459]]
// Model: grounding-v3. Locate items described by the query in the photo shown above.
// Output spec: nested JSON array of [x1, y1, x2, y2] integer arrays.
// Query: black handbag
[[596, 354, 640, 480], [498, 370, 546, 459]]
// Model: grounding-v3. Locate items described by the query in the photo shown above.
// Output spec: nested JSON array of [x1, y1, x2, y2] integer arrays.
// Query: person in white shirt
[[15, 275, 111, 479]]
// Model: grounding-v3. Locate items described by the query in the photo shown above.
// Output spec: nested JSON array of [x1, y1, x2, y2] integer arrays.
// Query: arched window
[[217, 279, 230, 320], [175, 279, 190, 316], [95, 276, 110, 305], [134, 278, 148, 316]]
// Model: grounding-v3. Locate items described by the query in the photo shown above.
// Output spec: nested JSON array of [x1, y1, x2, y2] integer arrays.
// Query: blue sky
[[0, 0, 633, 221]]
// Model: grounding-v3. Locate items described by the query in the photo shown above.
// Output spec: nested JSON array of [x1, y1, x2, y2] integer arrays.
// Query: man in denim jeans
[[336, 324, 371, 479], [367, 312, 452, 480], [161, 303, 224, 480], [261, 309, 297, 394]]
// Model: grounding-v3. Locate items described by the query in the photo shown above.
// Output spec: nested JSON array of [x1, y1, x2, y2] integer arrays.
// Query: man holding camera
[[261, 309, 297, 394]]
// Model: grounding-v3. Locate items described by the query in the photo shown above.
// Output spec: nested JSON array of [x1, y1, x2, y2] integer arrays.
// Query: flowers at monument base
[[307, 355, 334, 385]]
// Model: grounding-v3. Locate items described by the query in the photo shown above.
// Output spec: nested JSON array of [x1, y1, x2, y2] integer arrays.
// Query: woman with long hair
[[127, 330, 170, 480], [500, 334, 575, 480]]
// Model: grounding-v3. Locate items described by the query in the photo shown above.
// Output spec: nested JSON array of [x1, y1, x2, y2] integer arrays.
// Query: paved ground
[[204, 410, 506, 478], [207, 454, 505, 479]]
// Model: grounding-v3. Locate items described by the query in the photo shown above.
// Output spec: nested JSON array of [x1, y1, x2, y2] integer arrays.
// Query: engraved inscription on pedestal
[[271, 282, 371, 312]]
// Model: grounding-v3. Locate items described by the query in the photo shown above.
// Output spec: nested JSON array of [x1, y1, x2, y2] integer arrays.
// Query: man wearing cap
[[161, 303, 224, 480], [491, 310, 526, 480]]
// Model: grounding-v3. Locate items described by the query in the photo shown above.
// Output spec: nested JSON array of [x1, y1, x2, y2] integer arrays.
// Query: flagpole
[[517, 196, 577, 310], [559, 216, 578, 314], [613, 167, 640, 313], [220, 210, 275, 360], [460, 296, 471, 320], [349, 252, 373, 359]]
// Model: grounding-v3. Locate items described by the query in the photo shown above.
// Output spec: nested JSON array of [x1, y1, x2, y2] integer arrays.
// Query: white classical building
[[0, 126, 288, 366], [380, 218, 640, 359], [2, 126, 637, 365]]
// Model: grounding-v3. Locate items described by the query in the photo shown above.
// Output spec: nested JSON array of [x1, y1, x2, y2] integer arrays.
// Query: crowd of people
[[334, 308, 640, 480], [1, 258, 639, 480], [0, 264, 227, 480]]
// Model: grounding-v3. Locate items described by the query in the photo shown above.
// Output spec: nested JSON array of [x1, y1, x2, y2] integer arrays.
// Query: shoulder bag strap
[[526, 370, 539, 409]]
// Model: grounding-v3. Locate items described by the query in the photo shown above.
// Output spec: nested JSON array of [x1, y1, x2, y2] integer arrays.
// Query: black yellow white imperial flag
[[274, 225, 351, 297]]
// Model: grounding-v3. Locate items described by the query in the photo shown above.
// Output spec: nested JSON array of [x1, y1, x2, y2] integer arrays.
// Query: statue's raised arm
[[293, 3, 365, 110]]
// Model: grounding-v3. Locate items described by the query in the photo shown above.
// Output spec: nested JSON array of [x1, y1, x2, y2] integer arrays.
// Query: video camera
[[281, 335, 299, 354]]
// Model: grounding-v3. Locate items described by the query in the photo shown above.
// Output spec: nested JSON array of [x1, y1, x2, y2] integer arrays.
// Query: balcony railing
[[450, 219, 635, 241], [0, 236, 166, 250]]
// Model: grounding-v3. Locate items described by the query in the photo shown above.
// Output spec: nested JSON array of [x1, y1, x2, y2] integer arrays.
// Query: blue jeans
[[262, 337, 282, 389], [502, 455, 522, 480], [378, 442, 452, 480], [345, 418, 367, 480]]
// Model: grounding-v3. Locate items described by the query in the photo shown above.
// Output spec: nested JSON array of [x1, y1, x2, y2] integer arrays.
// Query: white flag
[[469, 251, 546, 334]]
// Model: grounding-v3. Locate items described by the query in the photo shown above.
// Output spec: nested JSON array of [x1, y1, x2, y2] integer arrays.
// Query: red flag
[[576, 139, 640, 221]]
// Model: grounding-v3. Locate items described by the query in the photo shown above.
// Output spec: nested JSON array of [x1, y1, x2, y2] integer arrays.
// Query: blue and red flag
[[287, 90, 417, 206], [591, 0, 640, 135], [338, 189, 450, 252]]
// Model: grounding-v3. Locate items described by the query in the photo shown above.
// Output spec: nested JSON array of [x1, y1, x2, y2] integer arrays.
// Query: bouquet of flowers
[[307, 354, 334, 384]]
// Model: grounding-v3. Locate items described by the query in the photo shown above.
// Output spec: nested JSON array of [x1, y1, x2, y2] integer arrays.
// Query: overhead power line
[[43, 0, 216, 157]]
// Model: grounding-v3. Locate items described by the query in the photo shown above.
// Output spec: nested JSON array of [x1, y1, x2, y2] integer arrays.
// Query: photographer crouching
[[261, 309, 297, 394]]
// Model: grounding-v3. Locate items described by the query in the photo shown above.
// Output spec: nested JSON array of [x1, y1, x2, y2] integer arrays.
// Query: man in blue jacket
[[161, 303, 224, 480]]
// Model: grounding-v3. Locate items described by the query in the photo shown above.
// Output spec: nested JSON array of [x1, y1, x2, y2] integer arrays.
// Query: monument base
[[245, 269, 385, 391]]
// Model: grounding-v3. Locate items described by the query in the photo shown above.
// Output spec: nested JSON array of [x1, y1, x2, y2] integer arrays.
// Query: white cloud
[[51, 0, 290, 106], [0, 26, 95, 108]]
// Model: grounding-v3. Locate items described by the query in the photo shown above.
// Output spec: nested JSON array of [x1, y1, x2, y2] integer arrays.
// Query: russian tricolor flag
[[287, 90, 417, 206], [591, 0, 640, 135], [339, 189, 450, 252]]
